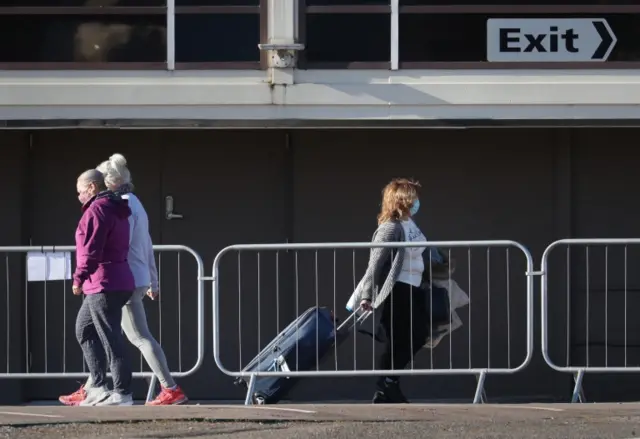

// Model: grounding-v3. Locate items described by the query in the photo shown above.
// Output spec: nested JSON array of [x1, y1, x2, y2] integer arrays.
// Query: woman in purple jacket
[[72, 169, 136, 406]]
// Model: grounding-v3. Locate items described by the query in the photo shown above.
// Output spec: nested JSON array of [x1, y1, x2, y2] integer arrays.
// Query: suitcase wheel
[[253, 395, 266, 405]]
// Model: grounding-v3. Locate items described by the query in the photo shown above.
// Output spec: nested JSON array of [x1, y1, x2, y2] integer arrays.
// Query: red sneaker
[[59, 385, 87, 406], [146, 386, 188, 406]]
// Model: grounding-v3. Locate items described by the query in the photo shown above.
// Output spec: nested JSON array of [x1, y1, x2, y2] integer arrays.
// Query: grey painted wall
[[0, 128, 636, 403]]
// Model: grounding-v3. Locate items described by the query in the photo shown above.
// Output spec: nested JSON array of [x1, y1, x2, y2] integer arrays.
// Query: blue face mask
[[410, 199, 420, 216]]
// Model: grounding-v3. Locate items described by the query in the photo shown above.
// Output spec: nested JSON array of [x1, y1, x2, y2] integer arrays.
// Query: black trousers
[[377, 281, 430, 380], [76, 291, 133, 395]]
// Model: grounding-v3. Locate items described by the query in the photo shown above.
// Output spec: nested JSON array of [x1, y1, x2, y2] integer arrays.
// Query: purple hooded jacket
[[73, 191, 135, 295]]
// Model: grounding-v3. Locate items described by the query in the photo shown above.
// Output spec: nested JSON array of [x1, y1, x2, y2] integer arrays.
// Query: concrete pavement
[[0, 403, 639, 438]]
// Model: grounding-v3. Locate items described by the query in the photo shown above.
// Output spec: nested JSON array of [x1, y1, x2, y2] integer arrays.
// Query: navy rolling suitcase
[[234, 306, 356, 404]]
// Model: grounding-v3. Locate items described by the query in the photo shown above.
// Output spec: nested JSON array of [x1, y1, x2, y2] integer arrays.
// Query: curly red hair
[[377, 178, 421, 225]]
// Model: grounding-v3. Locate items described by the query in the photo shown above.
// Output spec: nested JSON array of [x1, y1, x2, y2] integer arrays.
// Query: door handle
[[165, 195, 183, 220]]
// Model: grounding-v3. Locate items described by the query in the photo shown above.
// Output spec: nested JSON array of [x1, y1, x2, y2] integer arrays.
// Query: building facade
[[1, 0, 639, 404]]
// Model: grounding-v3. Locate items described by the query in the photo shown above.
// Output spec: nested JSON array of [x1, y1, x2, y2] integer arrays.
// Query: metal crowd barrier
[[541, 238, 640, 403], [212, 241, 535, 405], [0, 245, 205, 402]]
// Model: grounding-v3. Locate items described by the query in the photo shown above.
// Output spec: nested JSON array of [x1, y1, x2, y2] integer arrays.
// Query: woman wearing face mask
[[60, 154, 187, 406], [355, 178, 444, 404], [70, 169, 136, 406]]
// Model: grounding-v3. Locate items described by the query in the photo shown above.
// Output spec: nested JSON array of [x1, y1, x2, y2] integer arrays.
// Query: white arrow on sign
[[487, 18, 617, 62]]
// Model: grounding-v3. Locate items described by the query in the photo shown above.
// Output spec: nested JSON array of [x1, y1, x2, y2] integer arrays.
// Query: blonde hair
[[377, 178, 421, 225], [96, 153, 133, 191]]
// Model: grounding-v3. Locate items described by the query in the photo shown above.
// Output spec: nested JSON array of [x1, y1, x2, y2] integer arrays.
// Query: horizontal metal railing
[[212, 240, 535, 405], [0, 245, 205, 402], [541, 238, 640, 403]]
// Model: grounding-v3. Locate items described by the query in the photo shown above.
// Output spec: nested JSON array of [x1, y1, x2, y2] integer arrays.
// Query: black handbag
[[423, 249, 453, 325], [427, 284, 451, 325]]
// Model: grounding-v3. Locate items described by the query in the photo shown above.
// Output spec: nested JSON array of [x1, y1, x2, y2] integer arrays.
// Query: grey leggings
[[87, 286, 176, 389], [77, 291, 133, 395]]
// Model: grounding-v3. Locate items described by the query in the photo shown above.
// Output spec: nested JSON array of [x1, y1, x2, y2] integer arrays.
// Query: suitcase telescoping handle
[[336, 309, 371, 332]]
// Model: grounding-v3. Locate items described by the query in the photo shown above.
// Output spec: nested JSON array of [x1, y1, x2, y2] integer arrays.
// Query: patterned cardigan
[[355, 220, 452, 310], [355, 221, 406, 309]]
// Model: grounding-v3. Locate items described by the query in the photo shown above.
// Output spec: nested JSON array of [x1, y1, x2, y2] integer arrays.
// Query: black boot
[[372, 378, 409, 404], [372, 390, 388, 404]]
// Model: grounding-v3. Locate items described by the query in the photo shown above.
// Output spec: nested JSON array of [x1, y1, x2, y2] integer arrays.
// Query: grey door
[[158, 131, 289, 400]]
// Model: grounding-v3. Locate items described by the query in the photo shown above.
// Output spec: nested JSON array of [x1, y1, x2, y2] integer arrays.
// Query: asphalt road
[[0, 403, 639, 439]]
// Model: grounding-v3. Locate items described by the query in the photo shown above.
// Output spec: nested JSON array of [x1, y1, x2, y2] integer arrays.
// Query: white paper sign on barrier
[[26, 251, 72, 282]]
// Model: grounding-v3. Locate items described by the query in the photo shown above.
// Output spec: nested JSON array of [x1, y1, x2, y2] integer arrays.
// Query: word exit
[[487, 18, 617, 62]]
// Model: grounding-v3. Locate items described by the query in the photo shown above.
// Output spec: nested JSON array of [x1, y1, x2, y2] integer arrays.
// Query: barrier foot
[[571, 370, 586, 403], [473, 371, 488, 404], [145, 375, 158, 404], [244, 374, 257, 406]]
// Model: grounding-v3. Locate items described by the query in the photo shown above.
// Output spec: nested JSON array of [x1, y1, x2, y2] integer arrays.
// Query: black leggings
[[377, 281, 430, 379]]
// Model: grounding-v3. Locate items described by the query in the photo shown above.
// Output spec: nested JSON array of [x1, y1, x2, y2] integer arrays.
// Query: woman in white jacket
[[59, 154, 188, 406]]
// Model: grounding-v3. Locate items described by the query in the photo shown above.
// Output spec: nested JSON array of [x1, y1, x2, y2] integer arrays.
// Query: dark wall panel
[[25, 130, 164, 400], [13, 127, 640, 403], [23, 130, 289, 402], [0, 131, 29, 404], [287, 129, 566, 402], [566, 129, 640, 402]]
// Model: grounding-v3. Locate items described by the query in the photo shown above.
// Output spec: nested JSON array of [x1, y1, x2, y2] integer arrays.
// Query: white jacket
[[121, 193, 159, 291]]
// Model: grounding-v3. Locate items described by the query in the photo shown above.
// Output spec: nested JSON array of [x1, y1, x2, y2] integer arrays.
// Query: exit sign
[[487, 18, 617, 62]]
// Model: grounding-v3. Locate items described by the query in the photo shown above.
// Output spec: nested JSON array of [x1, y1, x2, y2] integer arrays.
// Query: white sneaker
[[94, 392, 134, 406], [79, 386, 110, 406]]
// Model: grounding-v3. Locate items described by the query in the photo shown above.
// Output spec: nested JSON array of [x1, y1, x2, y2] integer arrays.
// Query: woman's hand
[[72, 285, 82, 296], [146, 288, 158, 300], [359, 299, 372, 312]]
